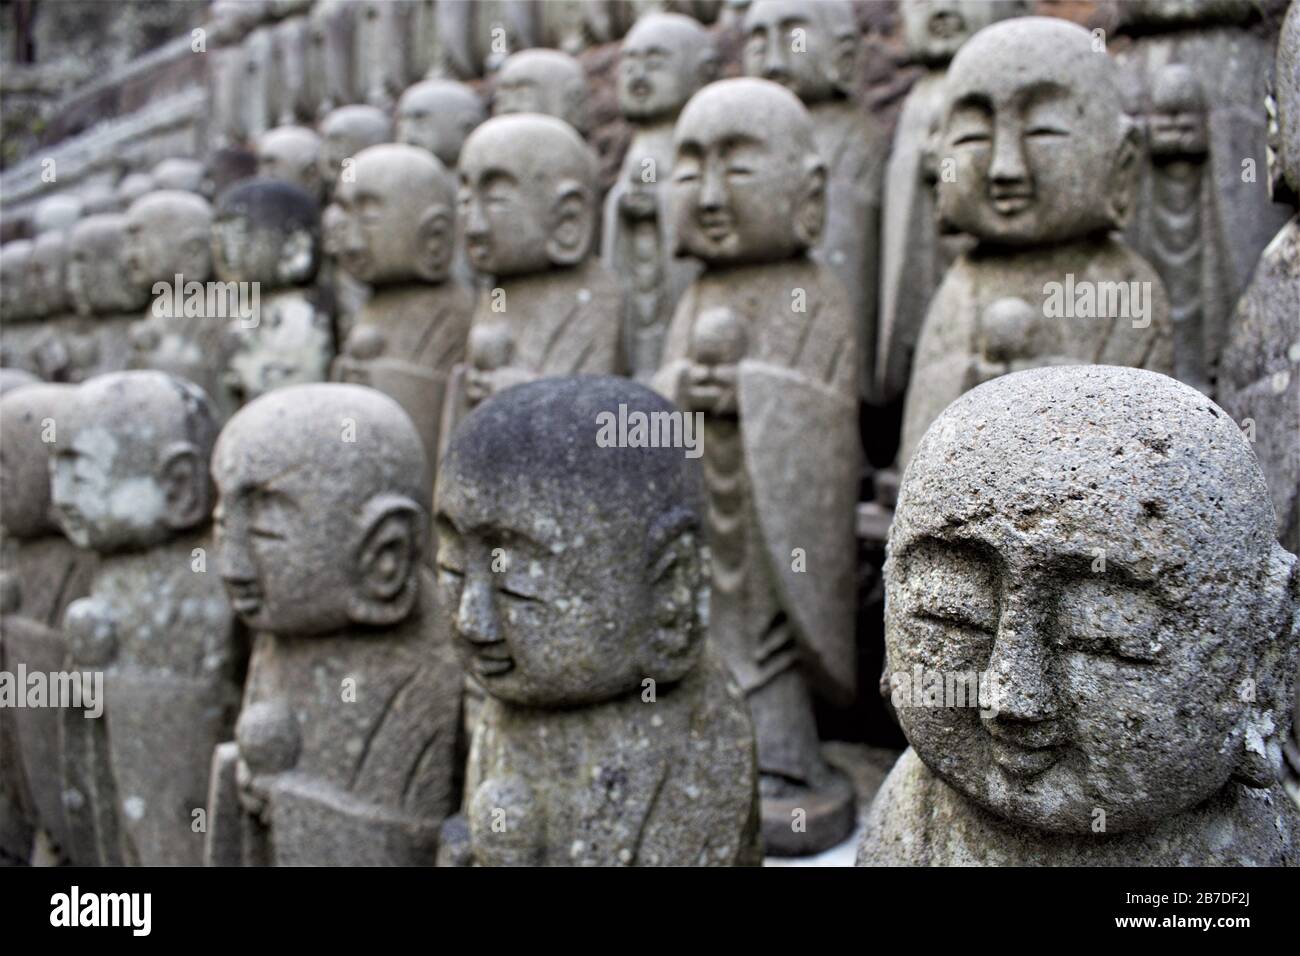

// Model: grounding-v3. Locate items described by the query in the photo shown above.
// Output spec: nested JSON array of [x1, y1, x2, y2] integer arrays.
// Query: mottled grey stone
[[859, 365, 1300, 865], [655, 78, 859, 855], [50, 371, 240, 867], [434, 376, 760, 866], [491, 49, 589, 135], [899, 17, 1175, 467], [206, 383, 460, 866]]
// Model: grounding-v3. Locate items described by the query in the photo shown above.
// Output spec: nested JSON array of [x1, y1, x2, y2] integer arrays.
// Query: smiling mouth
[[990, 191, 1035, 216], [987, 734, 1065, 778], [224, 583, 263, 617], [697, 214, 733, 242], [471, 653, 514, 678]]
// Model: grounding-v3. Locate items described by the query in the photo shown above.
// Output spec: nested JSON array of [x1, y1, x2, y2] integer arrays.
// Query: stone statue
[[602, 13, 717, 380], [151, 158, 207, 195], [898, 17, 1175, 468], [208, 1, 270, 145], [49, 371, 243, 867], [116, 173, 155, 209], [437, 0, 535, 79], [655, 78, 860, 856], [270, 4, 312, 126], [0, 383, 95, 865], [211, 178, 332, 409], [395, 79, 486, 170], [318, 105, 391, 201], [876, 0, 1028, 407], [329, 144, 472, 479], [122, 190, 238, 423], [858, 365, 1300, 865], [435, 377, 760, 866], [304, 0, 357, 119], [1219, 0, 1299, 555], [445, 114, 623, 446], [0, 241, 36, 374], [33, 194, 83, 235], [1115, 0, 1293, 394], [256, 125, 325, 201], [64, 213, 153, 380], [742, 0, 887, 398], [355, 0, 415, 111], [205, 384, 460, 866], [492, 49, 589, 136]]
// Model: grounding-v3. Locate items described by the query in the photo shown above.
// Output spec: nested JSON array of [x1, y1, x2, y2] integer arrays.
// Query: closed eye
[[953, 132, 991, 146]]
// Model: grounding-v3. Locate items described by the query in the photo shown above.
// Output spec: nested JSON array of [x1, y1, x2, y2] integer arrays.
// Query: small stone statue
[[330, 144, 472, 478], [0, 383, 95, 865], [395, 79, 486, 170], [1115, 0, 1293, 394], [151, 158, 207, 196], [447, 114, 623, 434], [256, 125, 324, 201], [1219, 0, 1299, 555], [122, 190, 238, 423], [898, 17, 1175, 467], [205, 384, 460, 866], [355, 0, 416, 111], [742, 0, 887, 398], [50, 371, 243, 867], [602, 12, 717, 380], [211, 178, 333, 409], [64, 213, 153, 380], [115, 173, 155, 210], [858, 365, 1300, 865], [876, 0, 1028, 406], [655, 78, 860, 856], [491, 49, 589, 136], [435, 377, 760, 866], [318, 105, 391, 201], [304, 0, 357, 119]]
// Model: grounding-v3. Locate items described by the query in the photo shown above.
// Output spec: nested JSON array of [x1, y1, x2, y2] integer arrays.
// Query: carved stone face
[[0, 384, 71, 539], [212, 178, 320, 289], [28, 232, 70, 317], [492, 49, 588, 133], [936, 18, 1132, 246], [619, 13, 715, 122], [67, 215, 150, 316], [50, 372, 218, 553], [0, 241, 33, 322], [333, 144, 456, 285], [395, 80, 485, 169], [742, 0, 855, 104], [256, 126, 324, 200], [671, 78, 823, 265], [888, 366, 1296, 835], [902, 0, 1028, 67], [457, 115, 598, 277], [1148, 64, 1208, 160], [435, 377, 706, 708], [122, 191, 214, 290], [318, 105, 391, 193], [213, 384, 428, 635]]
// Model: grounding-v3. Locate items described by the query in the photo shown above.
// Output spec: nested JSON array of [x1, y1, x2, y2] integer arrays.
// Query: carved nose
[[982, 598, 1059, 723], [699, 166, 725, 211], [989, 130, 1029, 186], [456, 578, 499, 645]]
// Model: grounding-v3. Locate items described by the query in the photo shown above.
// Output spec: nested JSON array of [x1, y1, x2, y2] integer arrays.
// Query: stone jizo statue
[[256, 125, 324, 202], [898, 16, 1175, 467], [317, 105, 391, 201], [395, 79, 486, 170], [655, 77, 860, 856], [435, 377, 760, 866], [491, 49, 589, 136], [211, 178, 332, 409], [50, 371, 243, 867], [859, 365, 1300, 865], [205, 384, 460, 866]]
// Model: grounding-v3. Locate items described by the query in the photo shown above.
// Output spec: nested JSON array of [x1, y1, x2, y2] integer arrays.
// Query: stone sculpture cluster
[[0, 0, 1297, 868]]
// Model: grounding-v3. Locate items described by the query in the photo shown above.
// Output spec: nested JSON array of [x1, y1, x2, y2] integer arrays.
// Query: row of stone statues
[[1, 0, 1297, 865]]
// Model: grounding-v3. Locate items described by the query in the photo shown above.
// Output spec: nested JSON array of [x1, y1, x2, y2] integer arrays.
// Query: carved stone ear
[[828, 34, 858, 93], [158, 441, 210, 531], [643, 513, 707, 684], [416, 206, 453, 281], [793, 159, 827, 249], [349, 493, 424, 627], [546, 181, 594, 267], [276, 228, 318, 286], [1108, 117, 1141, 229], [1232, 546, 1299, 789]]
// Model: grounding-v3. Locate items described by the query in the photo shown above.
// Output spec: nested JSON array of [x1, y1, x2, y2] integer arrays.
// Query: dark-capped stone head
[[212, 178, 321, 287]]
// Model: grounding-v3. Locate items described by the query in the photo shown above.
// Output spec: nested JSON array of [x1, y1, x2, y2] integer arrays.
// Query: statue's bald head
[[318, 105, 392, 191], [396, 79, 485, 168], [212, 177, 321, 286], [493, 49, 588, 133], [123, 190, 214, 288], [256, 125, 324, 199], [458, 115, 600, 276], [619, 12, 717, 121], [68, 213, 147, 315]]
